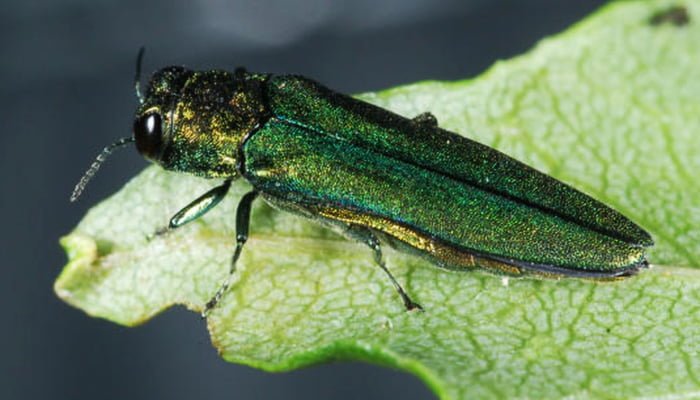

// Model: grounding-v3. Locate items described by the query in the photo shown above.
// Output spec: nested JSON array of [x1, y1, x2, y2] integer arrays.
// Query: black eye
[[134, 112, 163, 159]]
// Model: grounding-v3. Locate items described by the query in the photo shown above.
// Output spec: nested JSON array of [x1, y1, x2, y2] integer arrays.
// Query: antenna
[[134, 47, 146, 104], [70, 137, 135, 202]]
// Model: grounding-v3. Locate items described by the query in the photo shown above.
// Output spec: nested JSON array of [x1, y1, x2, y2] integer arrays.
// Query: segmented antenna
[[134, 47, 146, 104], [70, 137, 135, 202]]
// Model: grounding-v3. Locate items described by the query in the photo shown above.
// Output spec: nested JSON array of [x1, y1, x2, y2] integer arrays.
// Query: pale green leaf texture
[[56, 1, 700, 399]]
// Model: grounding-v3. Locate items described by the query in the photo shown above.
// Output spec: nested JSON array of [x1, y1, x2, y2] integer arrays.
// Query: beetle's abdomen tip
[[636, 229, 654, 247], [627, 256, 651, 275], [624, 227, 653, 248]]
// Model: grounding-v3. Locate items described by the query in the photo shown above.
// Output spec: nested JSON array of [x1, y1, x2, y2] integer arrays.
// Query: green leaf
[[56, 1, 700, 399]]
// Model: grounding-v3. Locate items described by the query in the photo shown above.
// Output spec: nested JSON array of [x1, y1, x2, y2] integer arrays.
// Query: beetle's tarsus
[[145, 226, 170, 242], [201, 284, 228, 318], [404, 298, 424, 312]]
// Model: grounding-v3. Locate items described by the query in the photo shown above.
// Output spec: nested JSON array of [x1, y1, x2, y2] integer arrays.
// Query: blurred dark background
[[1, 1, 606, 399]]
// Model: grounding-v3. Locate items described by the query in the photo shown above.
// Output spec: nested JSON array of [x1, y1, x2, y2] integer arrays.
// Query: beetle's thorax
[[133, 67, 269, 179]]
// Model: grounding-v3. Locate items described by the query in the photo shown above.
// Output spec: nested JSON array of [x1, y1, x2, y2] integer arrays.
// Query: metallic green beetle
[[72, 53, 653, 315]]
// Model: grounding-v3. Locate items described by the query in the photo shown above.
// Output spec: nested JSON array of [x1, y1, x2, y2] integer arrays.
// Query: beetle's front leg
[[202, 190, 259, 318], [150, 179, 232, 239]]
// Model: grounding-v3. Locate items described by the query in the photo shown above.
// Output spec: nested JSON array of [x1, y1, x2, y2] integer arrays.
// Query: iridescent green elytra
[[73, 54, 653, 315]]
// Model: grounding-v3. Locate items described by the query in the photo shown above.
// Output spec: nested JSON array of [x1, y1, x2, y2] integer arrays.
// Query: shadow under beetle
[[72, 50, 653, 316]]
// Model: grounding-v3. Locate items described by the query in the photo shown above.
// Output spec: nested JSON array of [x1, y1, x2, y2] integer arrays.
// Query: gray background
[[2, 1, 606, 399]]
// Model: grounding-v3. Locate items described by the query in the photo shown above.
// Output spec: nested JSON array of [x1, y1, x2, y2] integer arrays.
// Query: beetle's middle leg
[[202, 190, 259, 318], [346, 225, 423, 312]]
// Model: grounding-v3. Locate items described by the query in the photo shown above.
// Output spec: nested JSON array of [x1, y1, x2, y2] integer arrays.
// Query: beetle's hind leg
[[347, 225, 423, 312], [202, 190, 259, 318], [412, 112, 438, 128], [148, 179, 232, 240]]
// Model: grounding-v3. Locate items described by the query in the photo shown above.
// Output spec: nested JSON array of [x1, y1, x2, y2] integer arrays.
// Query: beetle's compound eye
[[134, 112, 163, 159]]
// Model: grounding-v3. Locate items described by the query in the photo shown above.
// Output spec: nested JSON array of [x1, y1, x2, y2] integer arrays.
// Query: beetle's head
[[70, 49, 267, 202], [132, 65, 192, 163], [134, 66, 266, 177]]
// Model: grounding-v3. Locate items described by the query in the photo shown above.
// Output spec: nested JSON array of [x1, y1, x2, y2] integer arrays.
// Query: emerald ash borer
[[72, 50, 653, 315]]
